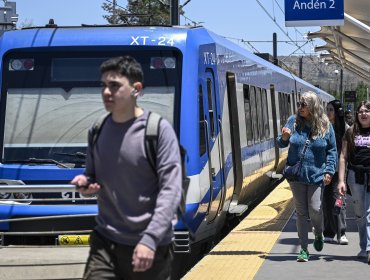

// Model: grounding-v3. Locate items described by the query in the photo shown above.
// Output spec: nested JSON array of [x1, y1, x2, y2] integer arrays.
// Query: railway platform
[[184, 180, 369, 280], [0, 246, 88, 279], [0, 180, 368, 280]]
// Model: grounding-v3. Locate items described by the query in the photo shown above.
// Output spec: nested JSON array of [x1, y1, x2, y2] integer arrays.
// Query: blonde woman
[[277, 91, 337, 262]]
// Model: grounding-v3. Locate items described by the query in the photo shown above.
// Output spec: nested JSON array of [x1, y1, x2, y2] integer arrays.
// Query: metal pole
[[299, 56, 303, 78], [170, 0, 179, 25], [273, 32, 278, 66], [340, 69, 343, 104], [112, 0, 116, 23]]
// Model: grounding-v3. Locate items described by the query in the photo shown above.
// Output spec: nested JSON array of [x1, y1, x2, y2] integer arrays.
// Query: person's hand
[[132, 243, 155, 272], [281, 127, 291, 141], [323, 173, 332, 186], [337, 181, 347, 196], [71, 175, 101, 195]]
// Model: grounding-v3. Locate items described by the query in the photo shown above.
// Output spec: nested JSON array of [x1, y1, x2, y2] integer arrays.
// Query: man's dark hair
[[100, 56, 144, 85]]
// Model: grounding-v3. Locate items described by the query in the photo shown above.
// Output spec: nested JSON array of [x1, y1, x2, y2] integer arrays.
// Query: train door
[[201, 69, 224, 223], [226, 73, 247, 215]]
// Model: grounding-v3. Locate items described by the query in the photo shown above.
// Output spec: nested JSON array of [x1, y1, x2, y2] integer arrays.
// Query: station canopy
[[307, 0, 370, 83]]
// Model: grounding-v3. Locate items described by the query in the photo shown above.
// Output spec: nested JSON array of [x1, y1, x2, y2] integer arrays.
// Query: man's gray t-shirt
[[85, 111, 182, 251]]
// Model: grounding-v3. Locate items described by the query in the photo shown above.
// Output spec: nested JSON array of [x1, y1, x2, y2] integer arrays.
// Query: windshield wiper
[[53, 152, 87, 159], [4, 158, 70, 168]]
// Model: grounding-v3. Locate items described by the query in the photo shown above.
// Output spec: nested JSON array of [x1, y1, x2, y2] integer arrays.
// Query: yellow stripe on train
[[58, 235, 90, 245]]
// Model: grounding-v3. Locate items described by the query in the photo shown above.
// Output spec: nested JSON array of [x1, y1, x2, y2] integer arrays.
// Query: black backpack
[[91, 112, 191, 232]]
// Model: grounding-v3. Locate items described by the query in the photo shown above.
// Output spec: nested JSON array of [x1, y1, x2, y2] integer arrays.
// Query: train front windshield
[[0, 49, 182, 164]]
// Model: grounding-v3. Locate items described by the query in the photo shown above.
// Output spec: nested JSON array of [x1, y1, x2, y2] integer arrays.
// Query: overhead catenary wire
[[255, 0, 315, 56]]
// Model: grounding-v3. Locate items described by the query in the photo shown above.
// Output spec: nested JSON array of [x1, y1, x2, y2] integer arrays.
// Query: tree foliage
[[342, 81, 368, 111], [355, 81, 368, 105], [102, 0, 172, 25]]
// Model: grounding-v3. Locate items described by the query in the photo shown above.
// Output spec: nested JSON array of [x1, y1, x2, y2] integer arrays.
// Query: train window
[[207, 78, 215, 139], [287, 94, 292, 116], [262, 89, 270, 139], [255, 87, 264, 141], [243, 85, 253, 145], [250, 86, 259, 143], [199, 85, 207, 156], [283, 93, 289, 125]]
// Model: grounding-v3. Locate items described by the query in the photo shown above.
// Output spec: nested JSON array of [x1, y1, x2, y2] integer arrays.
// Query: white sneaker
[[339, 235, 348, 245], [357, 250, 367, 259]]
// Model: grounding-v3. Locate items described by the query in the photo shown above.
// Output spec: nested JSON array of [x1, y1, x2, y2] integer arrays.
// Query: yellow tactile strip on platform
[[183, 180, 294, 280]]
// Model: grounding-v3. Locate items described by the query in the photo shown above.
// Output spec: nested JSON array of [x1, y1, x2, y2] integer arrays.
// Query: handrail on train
[[0, 184, 82, 193], [0, 184, 97, 245]]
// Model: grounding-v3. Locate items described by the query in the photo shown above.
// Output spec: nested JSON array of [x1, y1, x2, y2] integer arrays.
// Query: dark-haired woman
[[337, 100, 370, 263], [323, 100, 348, 245]]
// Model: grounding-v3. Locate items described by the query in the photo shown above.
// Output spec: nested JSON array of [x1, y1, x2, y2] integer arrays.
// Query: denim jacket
[[277, 115, 337, 187]]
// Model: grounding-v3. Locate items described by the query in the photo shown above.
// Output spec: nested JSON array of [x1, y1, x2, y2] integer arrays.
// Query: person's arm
[[325, 125, 337, 175], [337, 139, 348, 195], [323, 125, 337, 186], [276, 115, 296, 147], [71, 128, 101, 195], [139, 120, 182, 250], [132, 121, 182, 271]]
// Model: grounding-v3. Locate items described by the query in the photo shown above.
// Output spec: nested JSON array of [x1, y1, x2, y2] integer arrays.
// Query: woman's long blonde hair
[[295, 91, 330, 138]]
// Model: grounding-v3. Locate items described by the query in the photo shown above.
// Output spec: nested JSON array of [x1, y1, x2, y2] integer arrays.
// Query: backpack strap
[[91, 113, 111, 148], [145, 112, 162, 174]]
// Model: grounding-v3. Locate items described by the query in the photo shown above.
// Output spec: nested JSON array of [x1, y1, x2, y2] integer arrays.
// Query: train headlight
[[9, 58, 35, 71], [150, 57, 176, 69], [163, 57, 176, 69], [10, 59, 23, 70]]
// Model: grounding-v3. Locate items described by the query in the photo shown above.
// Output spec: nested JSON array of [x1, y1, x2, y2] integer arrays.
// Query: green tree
[[355, 81, 368, 106], [102, 0, 171, 25], [343, 81, 368, 111]]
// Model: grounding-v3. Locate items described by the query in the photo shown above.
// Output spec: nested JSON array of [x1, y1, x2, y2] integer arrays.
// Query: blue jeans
[[347, 170, 370, 252], [290, 182, 323, 249]]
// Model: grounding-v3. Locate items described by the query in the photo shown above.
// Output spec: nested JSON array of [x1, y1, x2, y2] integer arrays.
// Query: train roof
[[0, 24, 331, 99]]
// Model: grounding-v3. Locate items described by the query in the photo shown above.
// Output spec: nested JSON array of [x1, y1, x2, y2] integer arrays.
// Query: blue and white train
[[0, 23, 334, 248]]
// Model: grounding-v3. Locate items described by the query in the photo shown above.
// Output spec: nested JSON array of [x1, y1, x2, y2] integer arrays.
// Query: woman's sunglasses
[[297, 102, 308, 108]]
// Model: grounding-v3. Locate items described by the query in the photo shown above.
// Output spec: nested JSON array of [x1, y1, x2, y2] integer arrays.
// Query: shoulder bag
[[283, 133, 311, 181]]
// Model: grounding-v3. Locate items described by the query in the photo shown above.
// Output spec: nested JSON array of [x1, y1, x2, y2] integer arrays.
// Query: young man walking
[[72, 56, 182, 279]]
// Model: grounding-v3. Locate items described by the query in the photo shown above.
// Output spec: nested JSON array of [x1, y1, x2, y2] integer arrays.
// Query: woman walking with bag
[[337, 100, 370, 263], [277, 91, 337, 262], [323, 100, 349, 245]]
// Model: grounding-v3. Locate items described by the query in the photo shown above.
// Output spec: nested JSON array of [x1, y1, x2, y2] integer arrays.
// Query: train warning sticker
[[58, 235, 90, 246]]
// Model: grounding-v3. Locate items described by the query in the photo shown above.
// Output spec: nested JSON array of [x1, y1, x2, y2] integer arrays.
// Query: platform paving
[[184, 181, 369, 279], [255, 198, 369, 280], [0, 246, 89, 280]]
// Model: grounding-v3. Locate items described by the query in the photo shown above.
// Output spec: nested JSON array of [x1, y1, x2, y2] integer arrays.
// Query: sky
[[12, 0, 324, 56]]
